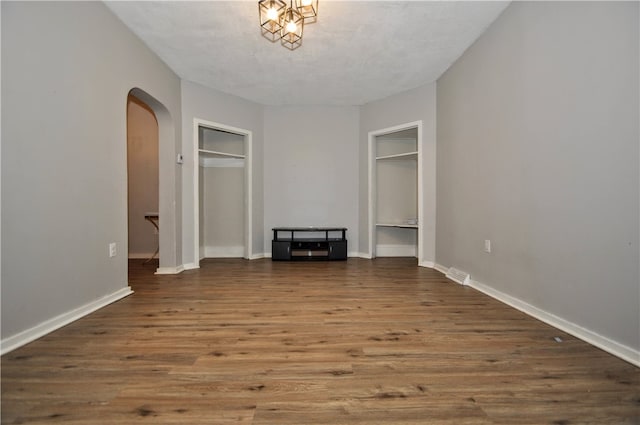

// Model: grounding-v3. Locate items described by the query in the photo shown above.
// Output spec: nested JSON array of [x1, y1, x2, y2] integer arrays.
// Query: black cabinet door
[[272, 241, 291, 260], [328, 240, 347, 260]]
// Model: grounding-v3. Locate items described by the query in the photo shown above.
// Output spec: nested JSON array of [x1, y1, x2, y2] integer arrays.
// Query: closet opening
[[368, 122, 423, 263], [193, 119, 252, 267]]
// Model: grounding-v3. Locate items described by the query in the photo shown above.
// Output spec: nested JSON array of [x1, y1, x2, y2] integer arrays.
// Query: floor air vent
[[446, 267, 470, 285]]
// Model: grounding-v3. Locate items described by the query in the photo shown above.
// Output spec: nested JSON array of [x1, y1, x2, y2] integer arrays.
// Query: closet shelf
[[376, 151, 418, 160], [376, 223, 418, 229], [198, 149, 245, 159]]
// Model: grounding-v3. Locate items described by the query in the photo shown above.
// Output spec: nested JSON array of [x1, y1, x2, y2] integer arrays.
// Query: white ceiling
[[105, 1, 510, 106]]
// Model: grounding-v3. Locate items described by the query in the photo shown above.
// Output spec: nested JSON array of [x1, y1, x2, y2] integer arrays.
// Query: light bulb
[[286, 20, 297, 33], [301, 0, 312, 6], [266, 7, 278, 21]]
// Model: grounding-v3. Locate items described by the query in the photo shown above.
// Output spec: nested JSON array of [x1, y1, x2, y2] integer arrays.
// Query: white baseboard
[[204, 246, 244, 258], [434, 261, 638, 366], [249, 253, 266, 260], [467, 278, 639, 367], [262, 252, 367, 259], [434, 262, 639, 365], [183, 255, 265, 268], [418, 260, 435, 268], [376, 244, 417, 257], [127, 253, 156, 259], [183, 262, 199, 270], [434, 262, 449, 275], [351, 253, 429, 261], [1, 287, 133, 355], [155, 265, 185, 275]]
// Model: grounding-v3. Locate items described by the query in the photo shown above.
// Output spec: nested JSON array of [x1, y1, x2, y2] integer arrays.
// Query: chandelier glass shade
[[258, 0, 318, 50], [295, 0, 318, 23], [280, 5, 304, 50], [258, 0, 287, 42]]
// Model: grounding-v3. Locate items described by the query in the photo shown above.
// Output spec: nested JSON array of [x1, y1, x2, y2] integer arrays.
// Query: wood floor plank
[[2, 258, 638, 424]]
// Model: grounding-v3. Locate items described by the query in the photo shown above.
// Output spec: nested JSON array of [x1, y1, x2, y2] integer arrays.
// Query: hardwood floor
[[2, 258, 639, 424]]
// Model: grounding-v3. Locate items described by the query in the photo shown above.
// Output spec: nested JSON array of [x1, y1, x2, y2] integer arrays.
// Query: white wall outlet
[[109, 242, 117, 258], [484, 239, 491, 253], [176, 153, 184, 164]]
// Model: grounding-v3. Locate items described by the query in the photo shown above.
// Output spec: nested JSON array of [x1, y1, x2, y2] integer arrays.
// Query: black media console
[[272, 227, 347, 261]]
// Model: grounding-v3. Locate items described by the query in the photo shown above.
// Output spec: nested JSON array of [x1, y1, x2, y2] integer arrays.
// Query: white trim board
[[199, 157, 244, 168], [434, 263, 449, 275], [1, 287, 133, 355], [128, 252, 157, 260], [368, 121, 425, 264], [418, 260, 435, 268], [155, 265, 185, 275], [262, 252, 366, 259], [183, 262, 200, 270], [203, 246, 245, 258], [375, 244, 417, 258], [434, 263, 639, 367], [193, 118, 253, 267]]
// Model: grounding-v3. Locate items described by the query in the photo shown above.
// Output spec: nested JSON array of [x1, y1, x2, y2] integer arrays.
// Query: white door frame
[[193, 118, 252, 266], [368, 120, 423, 262]]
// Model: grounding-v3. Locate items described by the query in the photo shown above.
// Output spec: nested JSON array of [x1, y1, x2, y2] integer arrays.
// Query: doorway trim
[[128, 88, 179, 274], [368, 120, 424, 262], [192, 118, 253, 266], [126, 94, 159, 262]]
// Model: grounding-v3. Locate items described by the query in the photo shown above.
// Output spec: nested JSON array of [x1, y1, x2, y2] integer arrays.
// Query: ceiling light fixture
[[279, 2, 304, 50], [258, 0, 286, 42], [258, 0, 318, 50], [295, 0, 318, 23]]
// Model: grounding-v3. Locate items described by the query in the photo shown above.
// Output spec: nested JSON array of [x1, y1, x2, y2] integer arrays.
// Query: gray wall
[[181, 80, 264, 264], [263, 106, 360, 254], [201, 167, 244, 255], [359, 83, 437, 263], [1, 2, 182, 339], [436, 2, 639, 351], [5, 0, 635, 363]]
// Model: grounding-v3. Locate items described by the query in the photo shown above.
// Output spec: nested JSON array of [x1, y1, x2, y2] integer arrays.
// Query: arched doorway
[[127, 88, 179, 274], [127, 94, 159, 266]]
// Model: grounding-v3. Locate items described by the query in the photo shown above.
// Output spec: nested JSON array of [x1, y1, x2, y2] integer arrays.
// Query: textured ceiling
[[105, 1, 509, 106]]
